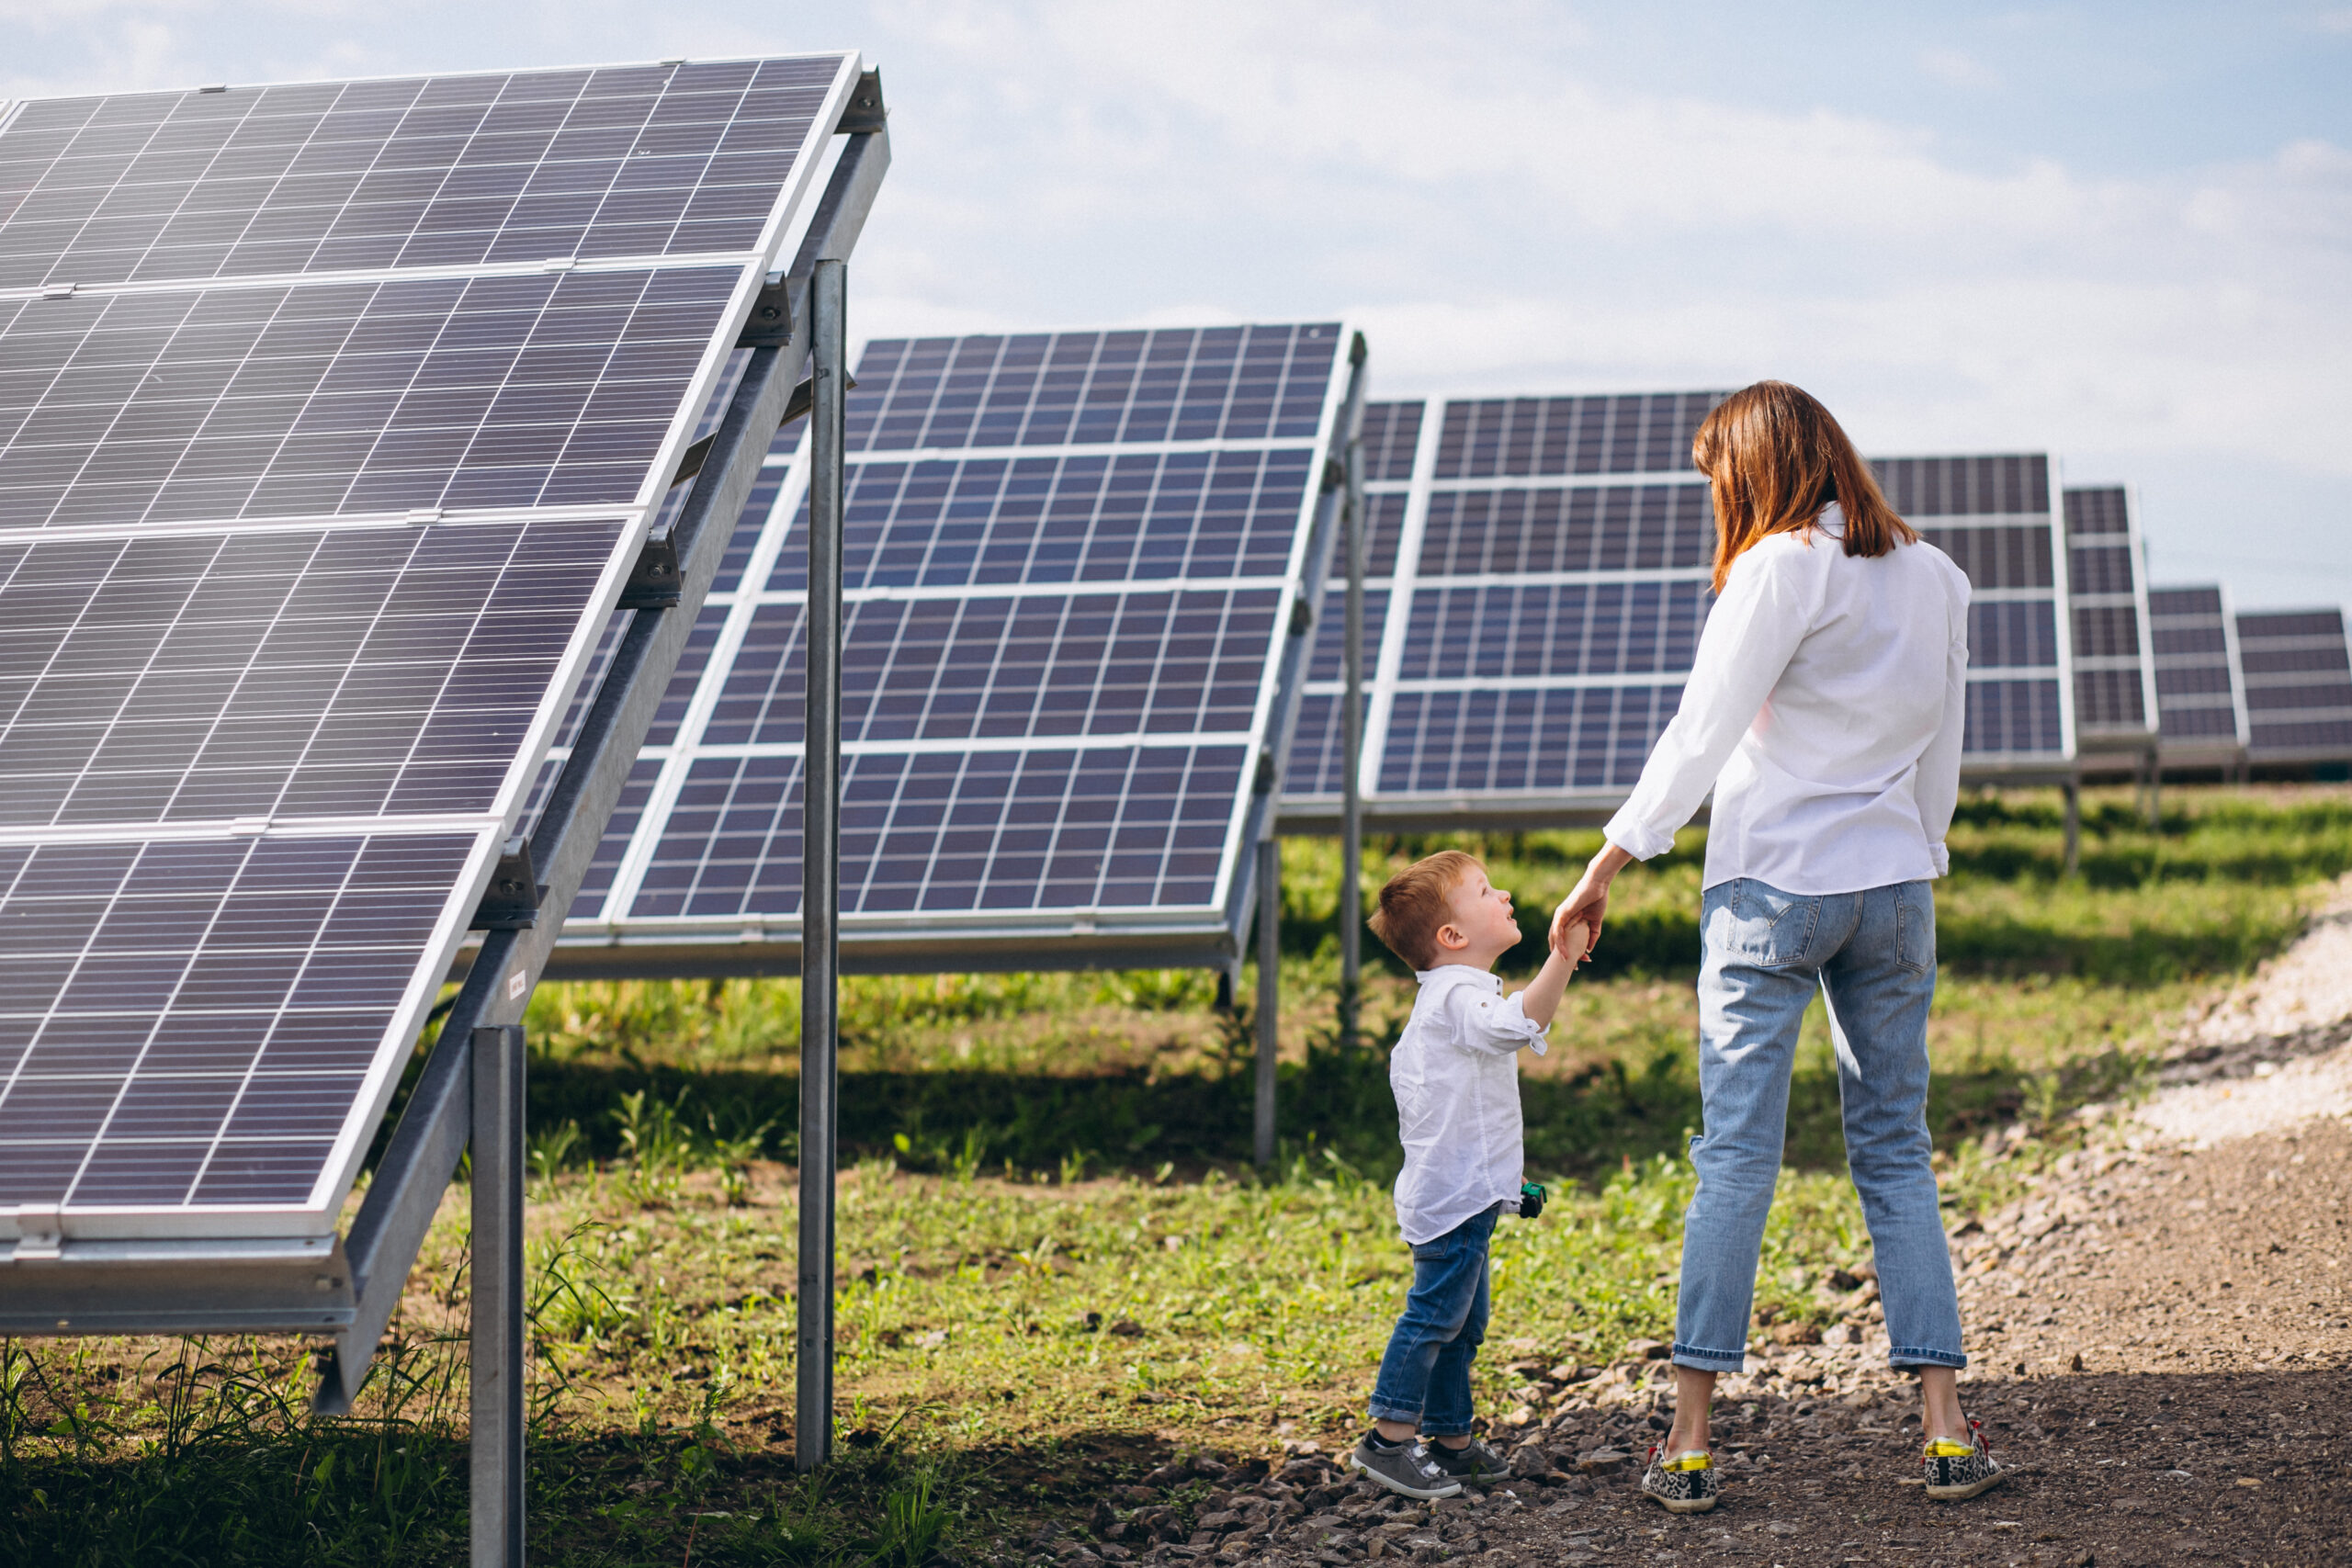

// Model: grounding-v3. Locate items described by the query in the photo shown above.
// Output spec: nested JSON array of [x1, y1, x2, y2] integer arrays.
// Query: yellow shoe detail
[[1924, 1439, 1975, 1459], [1664, 1451, 1713, 1472]]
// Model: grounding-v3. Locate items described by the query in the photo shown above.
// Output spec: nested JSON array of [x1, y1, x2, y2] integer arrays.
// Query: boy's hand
[[1556, 918, 1592, 967]]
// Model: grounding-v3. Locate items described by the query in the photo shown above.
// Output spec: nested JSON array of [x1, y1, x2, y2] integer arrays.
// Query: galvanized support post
[[2144, 746, 2161, 829], [2061, 779, 2082, 877], [796, 256, 847, 1473], [1255, 837, 1280, 1168], [469, 1024, 525, 1568], [1338, 421, 1365, 1055]]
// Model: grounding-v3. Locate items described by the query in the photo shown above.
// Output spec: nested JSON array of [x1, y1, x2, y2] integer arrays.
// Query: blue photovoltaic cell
[[1399, 581, 1707, 682], [1415, 484, 1713, 576], [1434, 392, 1724, 479], [2062, 487, 2153, 739], [0, 60, 844, 288], [760, 450, 1309, 593], [2236, 608, 2352, 762], [571, 323, 1347, 935], [1380, 686, 1683, 795], [2147, 585, 2245, 750], [0, 265, 741, 529], [1361, 399, 1423, 483], [630, 744, 1246, 919], [844, 325, 1336, 452]]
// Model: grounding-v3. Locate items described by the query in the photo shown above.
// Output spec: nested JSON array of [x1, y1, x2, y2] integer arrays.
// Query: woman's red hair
[[1694, 380, 1917, 594]]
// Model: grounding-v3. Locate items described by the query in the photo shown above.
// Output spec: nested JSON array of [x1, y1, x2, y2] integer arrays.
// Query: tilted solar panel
[[2146, 583, 2250, 764], [1283, 393, 2076, 829], [0, 54, 865, 1242], [2234, 607, 2352, 766], [548, 322, 1359, 976], [2061, 486, 2158, 758]]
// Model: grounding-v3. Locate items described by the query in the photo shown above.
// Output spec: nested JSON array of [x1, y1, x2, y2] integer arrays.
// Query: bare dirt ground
[[1036, 893, 2352, 1568]]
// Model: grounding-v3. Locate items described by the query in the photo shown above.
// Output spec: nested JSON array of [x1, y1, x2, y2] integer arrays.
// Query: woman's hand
[[1553, 842, 1635, 957]]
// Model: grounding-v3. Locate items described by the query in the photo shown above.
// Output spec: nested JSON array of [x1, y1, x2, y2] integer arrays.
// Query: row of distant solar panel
[[2235, 608, 2352, 764], [1283, 395, 2078, 825]]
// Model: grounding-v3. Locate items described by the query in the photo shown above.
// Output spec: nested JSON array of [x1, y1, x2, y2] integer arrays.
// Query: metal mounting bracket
[[618, 530, 681, 608], [670, 373, 850, 485], [469, 838, 545, 931], [738, 274, 794, 347], [837, 68, 887, 133]]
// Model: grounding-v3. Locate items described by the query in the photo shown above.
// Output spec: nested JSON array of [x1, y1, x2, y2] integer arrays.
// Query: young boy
[[1350, 851, 1589, 1499]]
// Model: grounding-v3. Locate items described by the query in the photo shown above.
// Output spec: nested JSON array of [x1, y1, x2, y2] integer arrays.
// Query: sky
[[5, 1, 2349, 607]]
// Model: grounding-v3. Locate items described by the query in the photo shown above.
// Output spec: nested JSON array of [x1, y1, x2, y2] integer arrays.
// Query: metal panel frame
[[537, 329, 1372, 976]]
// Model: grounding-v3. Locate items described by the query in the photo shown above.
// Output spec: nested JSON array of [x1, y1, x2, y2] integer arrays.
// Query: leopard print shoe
[[1922, 1419, 2005, 1501], [1640, 1445, 1718, 1513]]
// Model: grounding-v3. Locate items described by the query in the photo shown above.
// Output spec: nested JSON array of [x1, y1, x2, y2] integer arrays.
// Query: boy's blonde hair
[[1369, 851, 1481, 970]]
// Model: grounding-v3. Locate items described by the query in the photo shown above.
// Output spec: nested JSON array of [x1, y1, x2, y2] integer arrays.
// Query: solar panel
[[2234, 606, 2352, 766], [549, 322, 1360, 975], [1283, 393, 2075, 829], [2146, 583, 2250, 765], [0, 55, 865, 1242], [2060, 486, 2158, 760]]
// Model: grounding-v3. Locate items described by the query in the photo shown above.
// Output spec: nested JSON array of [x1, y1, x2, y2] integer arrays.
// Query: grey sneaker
[[1426, 1437, 1510, 1482], [1922, 1421, 2005, 1501], [1639, 1445, 1719, 1513], [1347, 1435, 1464, 1500]]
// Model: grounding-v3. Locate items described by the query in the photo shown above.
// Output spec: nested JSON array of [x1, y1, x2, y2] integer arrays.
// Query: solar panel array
[[2234, 607, 2352, 765], [0, 55, 862, 1238], [2145, 585, 2249, 763], [2060, 486, 2157, 752], [553, 323, 1354, 972], [1283, 394, 2076, 826]]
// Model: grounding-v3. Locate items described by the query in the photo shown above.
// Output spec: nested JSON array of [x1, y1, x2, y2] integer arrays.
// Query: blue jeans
[[1672, 877, 1965, 1373], [1367, 1204, 1499, 1435]]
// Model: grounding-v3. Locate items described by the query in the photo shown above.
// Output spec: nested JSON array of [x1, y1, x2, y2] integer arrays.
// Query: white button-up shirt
[[1604, 508, 1971, 895], [1389, 965, 1549, 1245]]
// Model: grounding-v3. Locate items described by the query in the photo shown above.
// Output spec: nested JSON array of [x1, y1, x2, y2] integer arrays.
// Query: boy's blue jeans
[[1367, 1203, 1500, 1436], [1673, 877, 1966, 1373]]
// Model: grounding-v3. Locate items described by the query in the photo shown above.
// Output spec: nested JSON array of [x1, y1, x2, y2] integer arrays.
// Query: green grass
[[6, 785, 2348, 1564]]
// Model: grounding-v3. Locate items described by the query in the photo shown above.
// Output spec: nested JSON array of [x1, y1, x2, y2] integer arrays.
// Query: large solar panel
[[2061, 486, 2158, 759], [0, 55, 865, 1241], [548, 322, 1357, 975], [2146, 584, 2249, 765], [2234, 607, 2352, 766], [1282, 393, 2076, 829]]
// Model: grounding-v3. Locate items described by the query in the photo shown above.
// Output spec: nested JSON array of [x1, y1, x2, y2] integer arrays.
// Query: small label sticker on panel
[[507, 970, 527, 1000]]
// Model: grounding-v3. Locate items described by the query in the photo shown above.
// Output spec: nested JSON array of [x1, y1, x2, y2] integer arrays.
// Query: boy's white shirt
[[1389, 964, 1548, 1245]]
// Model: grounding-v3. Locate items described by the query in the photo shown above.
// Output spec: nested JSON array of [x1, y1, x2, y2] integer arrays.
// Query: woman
[[1548, 381, 2000, 1512]]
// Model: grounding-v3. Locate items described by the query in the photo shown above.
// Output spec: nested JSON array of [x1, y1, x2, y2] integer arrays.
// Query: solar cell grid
[[759, 449, 1309, 593], [0, 516, 625, 829], [1360, 399, 1423, 483], [0, 829, 484, 1211], [1433, 391, 1723, 479], [1398, 580, 1708, 682], [844, 324, 1339, 453], [1415, 482, 1713, 576], [0, 265, 740, 529], [0, 59, 843, 288], [1872, 455, 2051, 517]]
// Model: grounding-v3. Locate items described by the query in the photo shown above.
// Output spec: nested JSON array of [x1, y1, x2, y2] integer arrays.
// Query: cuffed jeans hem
[[1886, 1347, 1967, 1370], [1669, 1342, 1747, 1372], [1366, 1400, 1425, 1425]]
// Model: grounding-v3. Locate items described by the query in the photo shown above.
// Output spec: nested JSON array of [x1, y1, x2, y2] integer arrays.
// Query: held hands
[[1552, 842, 1634, 961]]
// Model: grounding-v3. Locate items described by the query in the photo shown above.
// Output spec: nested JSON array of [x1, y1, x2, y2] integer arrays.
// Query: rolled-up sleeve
[[1444, 987, 1548, 1057], [1604, 542, 1815, 861], [1913, 571, 1971, 876]]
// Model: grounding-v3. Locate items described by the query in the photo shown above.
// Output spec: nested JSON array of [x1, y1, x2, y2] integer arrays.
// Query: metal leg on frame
[[1255, 838, 1280, 1168], [470, 1024, 526, 1568], [796, 256, 847, 1474], [2062, 780, 2082, 877], [1338, 415, 1364, 1055]]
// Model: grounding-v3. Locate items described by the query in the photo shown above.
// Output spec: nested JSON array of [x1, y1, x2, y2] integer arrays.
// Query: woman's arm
[[1602, 543, 1815, 863], [1913, 577, 1972, 874], [1551, 845, 1628, 953]]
